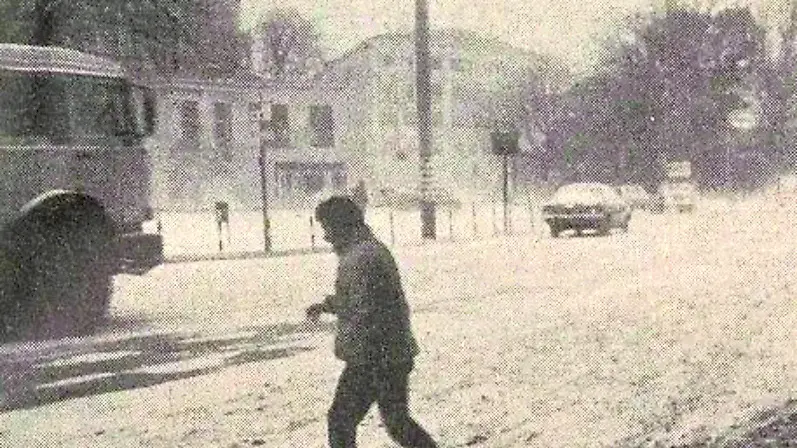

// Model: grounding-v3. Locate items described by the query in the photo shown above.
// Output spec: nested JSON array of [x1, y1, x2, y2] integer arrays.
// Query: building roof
[[322, 28, 538, 74], [151, 73, 347, 95], [0, 43, 126, 78]]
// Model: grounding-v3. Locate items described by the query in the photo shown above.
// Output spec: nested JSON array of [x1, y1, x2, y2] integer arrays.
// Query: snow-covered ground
[[3, 194, 797, 447]]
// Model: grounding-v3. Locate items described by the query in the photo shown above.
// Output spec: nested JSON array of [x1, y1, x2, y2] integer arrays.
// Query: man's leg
[[376, 361, 438, 448], [328, 364, 377, 448]]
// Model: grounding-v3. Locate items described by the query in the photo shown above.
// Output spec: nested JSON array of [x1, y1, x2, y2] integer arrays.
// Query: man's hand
[[305, 303, 326, 322]]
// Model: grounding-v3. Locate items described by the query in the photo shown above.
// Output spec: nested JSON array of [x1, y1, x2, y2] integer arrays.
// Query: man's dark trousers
[[327, 360, 437, 448]]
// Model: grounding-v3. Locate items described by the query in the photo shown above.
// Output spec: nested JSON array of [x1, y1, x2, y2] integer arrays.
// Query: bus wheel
[[30, 224, 113, 339], [7, 199, 115, 340], [0, 250, 25, 342]]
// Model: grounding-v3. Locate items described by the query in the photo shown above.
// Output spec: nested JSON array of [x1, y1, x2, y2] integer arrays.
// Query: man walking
[[306, 196, 438, 448]]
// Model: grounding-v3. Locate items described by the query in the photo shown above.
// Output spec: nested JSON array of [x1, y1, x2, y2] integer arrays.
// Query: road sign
[[666, 161, 691, 179], [491, 130, 519, 155]]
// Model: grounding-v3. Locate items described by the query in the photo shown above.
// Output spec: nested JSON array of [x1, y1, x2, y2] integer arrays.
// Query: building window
[[247, 102, 261, 140], [271, 103, 289, 146], [177, 100, 200, 146], [310, 105, 335, 147], [212, 102, 233, 158], [406, 83, 415, 102], [379, 106, 397, 127]]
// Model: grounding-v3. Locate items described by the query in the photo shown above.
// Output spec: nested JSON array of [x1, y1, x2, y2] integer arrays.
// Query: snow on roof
[[0, 43, 126, 78]]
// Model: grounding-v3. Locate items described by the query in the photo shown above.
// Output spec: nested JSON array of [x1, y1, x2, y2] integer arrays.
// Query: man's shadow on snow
[[0, 317, 335, 412]]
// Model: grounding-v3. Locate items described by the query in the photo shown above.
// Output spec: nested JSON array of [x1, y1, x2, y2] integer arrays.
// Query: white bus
[[0, 44, 162, 341]]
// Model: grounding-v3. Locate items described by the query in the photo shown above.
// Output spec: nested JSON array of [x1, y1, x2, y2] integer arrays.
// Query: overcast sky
[[239, 0, 663, 73]]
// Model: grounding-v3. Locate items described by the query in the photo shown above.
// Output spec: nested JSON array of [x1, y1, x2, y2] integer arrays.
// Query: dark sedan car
[[542, 182, 632, 237]]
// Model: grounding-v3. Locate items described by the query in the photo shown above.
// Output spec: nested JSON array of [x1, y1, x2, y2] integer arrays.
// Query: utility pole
[[415, 0, 436, 239], [258, 84, 272, 252]]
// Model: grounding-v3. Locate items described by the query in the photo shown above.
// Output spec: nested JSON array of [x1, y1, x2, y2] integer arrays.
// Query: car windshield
[[661, 183, 694, 195], [552, 185, 609, 203]]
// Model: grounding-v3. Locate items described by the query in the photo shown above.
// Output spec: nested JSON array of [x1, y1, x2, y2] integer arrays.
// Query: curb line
[[163, 247, 333, 264]]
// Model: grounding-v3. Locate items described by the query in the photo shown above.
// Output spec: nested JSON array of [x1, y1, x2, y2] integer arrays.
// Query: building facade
[[323, 29, 551, 202], [147, 29, 557, 211], [148, 75, 350, 211]]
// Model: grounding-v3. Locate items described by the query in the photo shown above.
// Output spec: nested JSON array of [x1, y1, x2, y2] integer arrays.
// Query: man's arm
[[307, 248, 383, 322], [305, 294, 337, 321]]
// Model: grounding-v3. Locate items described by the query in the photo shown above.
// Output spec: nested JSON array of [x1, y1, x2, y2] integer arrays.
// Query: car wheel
[[549, 225, 560, 238], [597, 219, 611, 236]]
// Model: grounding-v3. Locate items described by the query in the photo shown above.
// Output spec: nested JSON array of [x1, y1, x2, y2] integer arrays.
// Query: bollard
[[214, 201, 229, 252], [506, 204, 512, 235], [310, 215, 316, 249], [528, 202, 534, 234], [389, 209, 395, 246], [492, 202, 498, 236], [472, 202, 477, 238], [448, 209, 454, 241]]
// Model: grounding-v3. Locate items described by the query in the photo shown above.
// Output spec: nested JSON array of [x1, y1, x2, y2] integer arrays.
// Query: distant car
[[617, 184, 652, 210], [542, 182, 632, 237], [659, 182, 697, 213]]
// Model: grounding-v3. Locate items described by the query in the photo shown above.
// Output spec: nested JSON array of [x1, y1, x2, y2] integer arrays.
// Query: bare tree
[[0, 0, 247, 77], [755, 0, 797, 170], [253, 8, 323, 80]]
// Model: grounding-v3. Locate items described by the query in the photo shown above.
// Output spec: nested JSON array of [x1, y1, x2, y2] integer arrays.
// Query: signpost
[[665, 160, 691, 180], [491, 130, 519, 234]]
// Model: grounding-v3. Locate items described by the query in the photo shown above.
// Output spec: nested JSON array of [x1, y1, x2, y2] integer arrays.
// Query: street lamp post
[[415, 0, 436, 239]]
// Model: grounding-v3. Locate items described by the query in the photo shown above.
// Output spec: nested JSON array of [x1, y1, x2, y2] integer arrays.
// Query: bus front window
[[0, 71, 133, 144]]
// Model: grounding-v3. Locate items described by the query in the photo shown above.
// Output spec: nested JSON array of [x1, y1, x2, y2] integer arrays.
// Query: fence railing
[[146, 202, 546, 260]]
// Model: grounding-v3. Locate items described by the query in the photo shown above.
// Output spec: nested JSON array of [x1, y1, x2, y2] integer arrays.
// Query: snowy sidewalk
[[146, 204, 546, 262]]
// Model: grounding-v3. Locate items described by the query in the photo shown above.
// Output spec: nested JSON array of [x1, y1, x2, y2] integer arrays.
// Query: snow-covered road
[[3, 198, 797, 447]]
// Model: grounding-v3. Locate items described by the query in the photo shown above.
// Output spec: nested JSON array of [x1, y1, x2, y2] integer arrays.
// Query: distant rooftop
[[323, 27, 538, 71], [0, 43, 126, 78]]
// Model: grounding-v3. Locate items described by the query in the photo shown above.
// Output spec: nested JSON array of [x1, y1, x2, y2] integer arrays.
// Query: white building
[[322, 29, 551, 202], [148, 75, 350, 211], [146, 29, 557, 211]]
